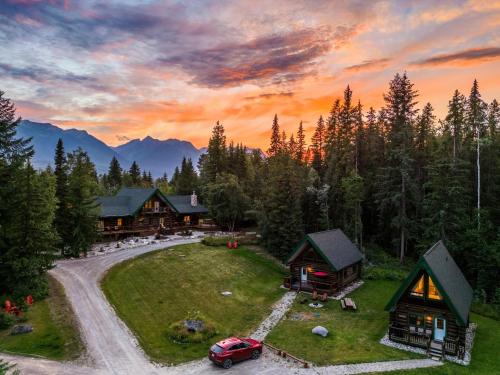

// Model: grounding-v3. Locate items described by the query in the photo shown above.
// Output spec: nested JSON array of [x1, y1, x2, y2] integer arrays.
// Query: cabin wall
[[288, 244, 361, 293]]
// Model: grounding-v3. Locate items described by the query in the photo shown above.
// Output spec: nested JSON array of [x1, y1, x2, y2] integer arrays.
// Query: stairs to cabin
[[427, 340, 444, 361]]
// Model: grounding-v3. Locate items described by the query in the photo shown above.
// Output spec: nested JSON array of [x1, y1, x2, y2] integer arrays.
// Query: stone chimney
[[191, 191, 198, 207]]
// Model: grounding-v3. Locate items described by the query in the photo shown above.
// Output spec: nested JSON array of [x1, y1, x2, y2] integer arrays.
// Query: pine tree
[[53, 138, 71, 254], [267, 114, 281, 157], [466, 79, 487, 226], [107, 156, 122, 192], [296, 121, 306, 162], [311, 116, 326, 176], [129, 161, 141, 186], [443, 90, 467, 161], [65, 149, 99, 257], [377, 73, 418, 262], [200, 121, 227, 186]]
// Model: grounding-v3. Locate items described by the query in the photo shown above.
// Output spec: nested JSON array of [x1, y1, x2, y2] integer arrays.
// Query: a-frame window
[[410, 275, 425, 297], [427, 277, 442, 300]]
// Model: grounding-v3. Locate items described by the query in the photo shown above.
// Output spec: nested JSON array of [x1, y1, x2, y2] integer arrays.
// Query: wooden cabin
[[97, 188, 208, 238], [385, 241, 472, 360], [283, 229, 363, 296]]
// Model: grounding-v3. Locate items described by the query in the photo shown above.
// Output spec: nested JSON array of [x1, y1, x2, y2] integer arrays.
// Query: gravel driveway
[[0, 239, 443, 374]]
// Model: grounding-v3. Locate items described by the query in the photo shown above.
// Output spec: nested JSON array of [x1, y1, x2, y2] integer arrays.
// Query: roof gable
[[98, 187, 171, 217], [286, 229, 363, 271], [385, 241, 473, 326]]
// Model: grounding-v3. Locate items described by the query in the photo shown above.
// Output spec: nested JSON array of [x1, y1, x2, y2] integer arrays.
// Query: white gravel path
[[0, 239, 444, 374], [251, 291, 297, 341]]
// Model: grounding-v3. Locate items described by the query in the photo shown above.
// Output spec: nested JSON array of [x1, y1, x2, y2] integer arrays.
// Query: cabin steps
[[428, 340, 444, 361]]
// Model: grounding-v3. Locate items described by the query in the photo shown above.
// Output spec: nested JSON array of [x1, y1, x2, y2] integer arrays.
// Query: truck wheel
[[223, 359, 232, 369]]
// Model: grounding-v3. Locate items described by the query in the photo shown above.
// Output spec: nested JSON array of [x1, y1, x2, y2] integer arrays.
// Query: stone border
[[379, 322, 477, 366]]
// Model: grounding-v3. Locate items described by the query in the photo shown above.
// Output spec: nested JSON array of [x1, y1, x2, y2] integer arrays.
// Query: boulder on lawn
[[11, 324, 33, 335], [312, 325, 328, 337]]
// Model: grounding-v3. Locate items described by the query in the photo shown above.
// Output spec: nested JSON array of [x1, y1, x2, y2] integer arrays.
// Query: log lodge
[[283, 229, 363, 296], [385, 241, 472, 360], [97, 187, 209, 238]]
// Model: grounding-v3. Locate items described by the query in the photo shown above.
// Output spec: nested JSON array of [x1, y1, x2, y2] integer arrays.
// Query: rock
[[309, 302, 323, 308], [11, 324, 33, 335], [184, 319, 205, 332], [221, 291, 232, 296], [312, 325, 328, 337]]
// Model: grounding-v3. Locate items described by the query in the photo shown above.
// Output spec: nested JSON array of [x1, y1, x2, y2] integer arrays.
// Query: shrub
[[166, 311, 217, 344], [0, 312, 14, 330], [363, 266, 407, 281], [201, 235, 259, 247]]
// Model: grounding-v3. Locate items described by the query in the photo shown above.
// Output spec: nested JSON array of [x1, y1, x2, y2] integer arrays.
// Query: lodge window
[[98, 220, 104, 230], [144, 200, 153, 209], [117, 218, 123, 226], [410, 274, 442, 301], [184, 215, 191, 223]]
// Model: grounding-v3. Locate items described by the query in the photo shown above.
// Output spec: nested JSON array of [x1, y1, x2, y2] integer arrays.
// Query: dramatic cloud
[[345, 58, 391, 72], [161, 25, 357, 87], [0, 62, 94, 85], [244, 92, 294, 100], [412, 47, 500, 66]]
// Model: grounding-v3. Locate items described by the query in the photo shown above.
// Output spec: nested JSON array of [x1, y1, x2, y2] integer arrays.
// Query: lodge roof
[[166, 195, 209, 214], [97, 187, 207, 218], [286, 229, 363, 271], [385, 241, 473, 326]]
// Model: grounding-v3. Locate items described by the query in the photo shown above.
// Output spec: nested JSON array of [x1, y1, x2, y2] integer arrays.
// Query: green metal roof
[[385, 241, 473, 326], [97, 187, 170, 217], [164, 195, 208, 214], [286, 229, 363, 271]]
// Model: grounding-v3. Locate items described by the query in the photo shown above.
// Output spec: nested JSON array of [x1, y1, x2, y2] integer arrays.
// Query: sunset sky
[[1, 0, 500, 149]]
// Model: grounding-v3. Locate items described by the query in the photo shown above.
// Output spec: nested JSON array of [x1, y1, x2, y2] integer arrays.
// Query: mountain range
[[17, 120, 205, 178]]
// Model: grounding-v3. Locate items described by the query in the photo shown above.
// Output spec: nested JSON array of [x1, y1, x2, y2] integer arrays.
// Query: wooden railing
[[142, 207, 168, 213], [389, 325, 430, 348], [444, 336, 459, 356]]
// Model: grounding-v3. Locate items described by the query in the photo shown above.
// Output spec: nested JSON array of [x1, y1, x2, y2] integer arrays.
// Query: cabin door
[[300, 267, 308, 283], [433, 317, 446, 341]]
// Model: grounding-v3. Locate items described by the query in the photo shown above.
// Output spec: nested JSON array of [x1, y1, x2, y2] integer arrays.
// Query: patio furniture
[[341, 297, 357, 311]]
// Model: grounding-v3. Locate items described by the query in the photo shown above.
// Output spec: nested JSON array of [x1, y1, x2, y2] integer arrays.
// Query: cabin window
[[409, 314, 424, 327], [427, 277, 442, 300], [144, 200, 153, 209], [303, 249, 316, 261], [159, 217, 165, 226], [184, 215, 191, 223], [98, 220, 104, 230], [345, 266, 353, 276], [117, 218, 123, 226], [410, 275, 425, 298]]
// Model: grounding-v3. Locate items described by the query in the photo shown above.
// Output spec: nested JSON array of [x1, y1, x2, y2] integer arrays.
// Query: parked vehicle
[[208, 337, 262, 369]]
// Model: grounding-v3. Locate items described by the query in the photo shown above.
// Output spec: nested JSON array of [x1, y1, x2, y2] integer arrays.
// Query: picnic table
[[341, 297, 357, 311]]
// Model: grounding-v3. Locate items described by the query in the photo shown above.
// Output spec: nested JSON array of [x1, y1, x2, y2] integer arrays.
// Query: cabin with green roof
[[283, 229, 363, 296], [385, 240, 472, 360], [97, 187, 208, 238]]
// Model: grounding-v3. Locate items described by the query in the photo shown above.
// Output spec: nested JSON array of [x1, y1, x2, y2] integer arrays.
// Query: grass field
[[266, 280, 422, 365], [0, 275, 83, 360], [101, 243, 286, 364]]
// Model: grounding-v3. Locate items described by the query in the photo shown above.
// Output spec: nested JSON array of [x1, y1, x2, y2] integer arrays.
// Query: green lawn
[[0, 275, 83, 360], [266, 280, 422, 365], [101, 244, 286, 364], [380, 313, 500, 375]]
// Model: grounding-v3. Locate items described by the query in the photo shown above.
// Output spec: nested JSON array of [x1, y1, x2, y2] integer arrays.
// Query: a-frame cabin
[[385, 241, 472, 359], [283, 229, 363, 296]]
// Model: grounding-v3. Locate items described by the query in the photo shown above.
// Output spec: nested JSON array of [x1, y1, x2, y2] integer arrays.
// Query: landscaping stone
[[251, 291, 296, 341], [221, 291, 232, 296], [312, 325, 329, 337], [309, 302, 323, 308], [10, 324, 33, 335], [184, 319, 205, 332]]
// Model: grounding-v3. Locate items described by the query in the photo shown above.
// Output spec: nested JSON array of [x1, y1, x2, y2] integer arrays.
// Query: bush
[[363, 266, 407, 281], [166, 310, 217, 344], [201, 235, 259, 247], [0, 312, 14, 330]]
